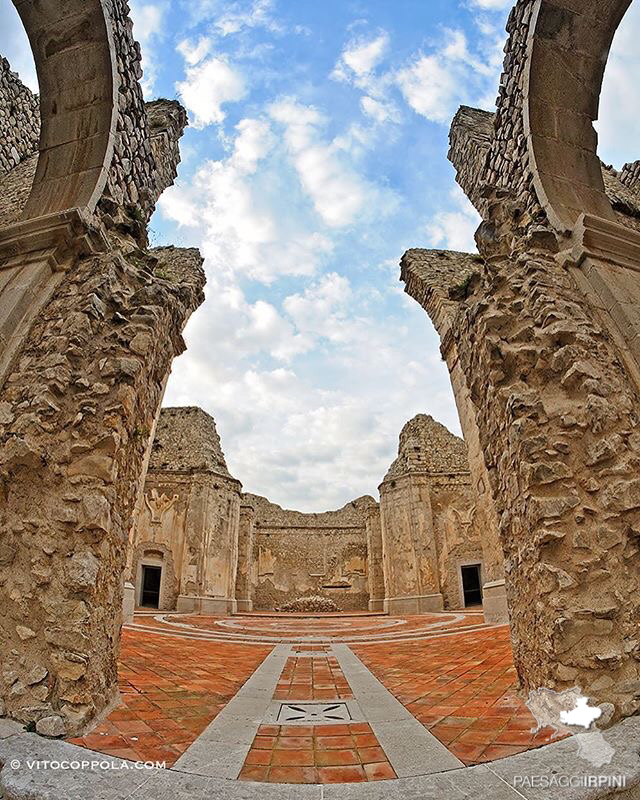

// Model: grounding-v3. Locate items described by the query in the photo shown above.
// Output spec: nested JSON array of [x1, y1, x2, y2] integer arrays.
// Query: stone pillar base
[[235, 599, 253, 612], [368, 598, 384, 612], [482, 579, 510, 625], [176, 595, 237, 615], [122, 582, 135, 624], [383, 593, 444, 615]]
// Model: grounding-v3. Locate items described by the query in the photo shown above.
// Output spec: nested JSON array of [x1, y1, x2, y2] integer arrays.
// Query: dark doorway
[[141, 565, 162, 608], [461, 564, 482, 607]]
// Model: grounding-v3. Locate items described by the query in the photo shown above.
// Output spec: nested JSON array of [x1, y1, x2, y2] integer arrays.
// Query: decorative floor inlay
[[129, 609, 489, 645], [277, 702, 352, 724]]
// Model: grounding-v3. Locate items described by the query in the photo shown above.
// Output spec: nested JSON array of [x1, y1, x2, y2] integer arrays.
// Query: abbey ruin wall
[[247, 493, 374, 612], [0, 56, 38, 177], [399, 0, 640, 723], [0, 0, 205, 735], [379, 414, 485, 614], [128, 406, 243, 614], [130, 407, 493, 617]]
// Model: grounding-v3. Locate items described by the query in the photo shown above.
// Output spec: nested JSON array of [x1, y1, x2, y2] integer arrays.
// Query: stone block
[[122, 581, 135, 623], [384, 593, 444, 615], [482, 579, 510, 625]]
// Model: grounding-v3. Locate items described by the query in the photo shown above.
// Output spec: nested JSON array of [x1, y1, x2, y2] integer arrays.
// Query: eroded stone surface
[[0, 4, 204, 735], [401, 0, 640, 723]]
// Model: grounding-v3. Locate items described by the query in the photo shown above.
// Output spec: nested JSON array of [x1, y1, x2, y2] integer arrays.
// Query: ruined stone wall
[[378, 415, 483, 613], [430, 476, 482, 610], [247, 494, 373, 611], [128, 406, 243, 613], [448, 106, 493, 217], [0, 57, 39, 178], [0, 242, 205, 734], [445, 233, 640, 717], [103, 0, 153, 219], [400, 251, 505, 594], [485, 0, 541, 228], [379, 473, 440, 612]]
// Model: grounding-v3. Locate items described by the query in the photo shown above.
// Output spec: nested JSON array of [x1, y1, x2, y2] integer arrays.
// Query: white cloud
[[396, 53, 458, 124], [332, 33, 390, 83], [426, 186, 481, 251], [176, 56, 246, 127], [130, 0, 169, 96], [214, 0, 282, 36], [360, 96, 399, 124], [165, 267, 459, 510], [176, 36, 212, 66], [268, 97, 394, 227], [159, 116, 334, 282], [396, 26, 503, 124]]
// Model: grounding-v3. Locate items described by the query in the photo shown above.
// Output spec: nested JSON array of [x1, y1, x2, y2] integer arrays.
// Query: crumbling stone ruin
[[3, 0, 638, 753], [0, 2, 204, 737], [401, 0, 640, 724], [129, 407, 490, 618], [379, 414, 486, 615]]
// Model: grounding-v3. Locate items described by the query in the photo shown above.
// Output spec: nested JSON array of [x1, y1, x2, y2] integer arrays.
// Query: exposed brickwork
[[0, 57, 39, 178]]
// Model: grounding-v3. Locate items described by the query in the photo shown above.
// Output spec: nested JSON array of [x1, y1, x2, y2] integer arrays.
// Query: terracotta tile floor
[[239, 723, 397, 783], [274, 654, 353, 701], [68, 629, 271, 766], [353, 626, 568, 765]]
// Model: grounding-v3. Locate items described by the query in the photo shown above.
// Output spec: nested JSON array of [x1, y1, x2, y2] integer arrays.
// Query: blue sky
[[2, 0, 640, 510]]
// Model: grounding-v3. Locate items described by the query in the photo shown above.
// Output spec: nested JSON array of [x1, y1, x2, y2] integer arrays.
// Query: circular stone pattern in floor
[[129, 610, 488, 645]]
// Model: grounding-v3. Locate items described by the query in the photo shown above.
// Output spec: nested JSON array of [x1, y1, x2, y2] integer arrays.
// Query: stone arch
[[10, 0, 117, 220], [525, 0, 631, 230]]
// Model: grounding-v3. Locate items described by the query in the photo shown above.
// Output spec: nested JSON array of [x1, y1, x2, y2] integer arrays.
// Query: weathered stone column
[[398, 0, 640, 720], [235, 502, 256, 612], [379, 472, 443, 614], [0, 244, 204, 735], [0, 0, 197, 735], [364, 502, 384, 612]]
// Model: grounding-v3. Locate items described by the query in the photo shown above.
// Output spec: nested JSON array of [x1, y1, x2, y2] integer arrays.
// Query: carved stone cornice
[[0, 208, 109, 272], [562, 213, 640, 273]]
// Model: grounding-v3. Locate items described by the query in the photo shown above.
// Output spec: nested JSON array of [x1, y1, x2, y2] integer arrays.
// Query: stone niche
[[379, 414, 486, 615], [127, 407, 242, 615]]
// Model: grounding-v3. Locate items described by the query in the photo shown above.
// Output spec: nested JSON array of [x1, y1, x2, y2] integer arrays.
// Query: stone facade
[[247, 493, 374, 612], [131, 408, 491, 618], [379, 415, 484, 615], [400, 0, 640, 724], [0, 56, 38, 178], [0, 2, 204, 737], [127, 407, 242, 615]]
